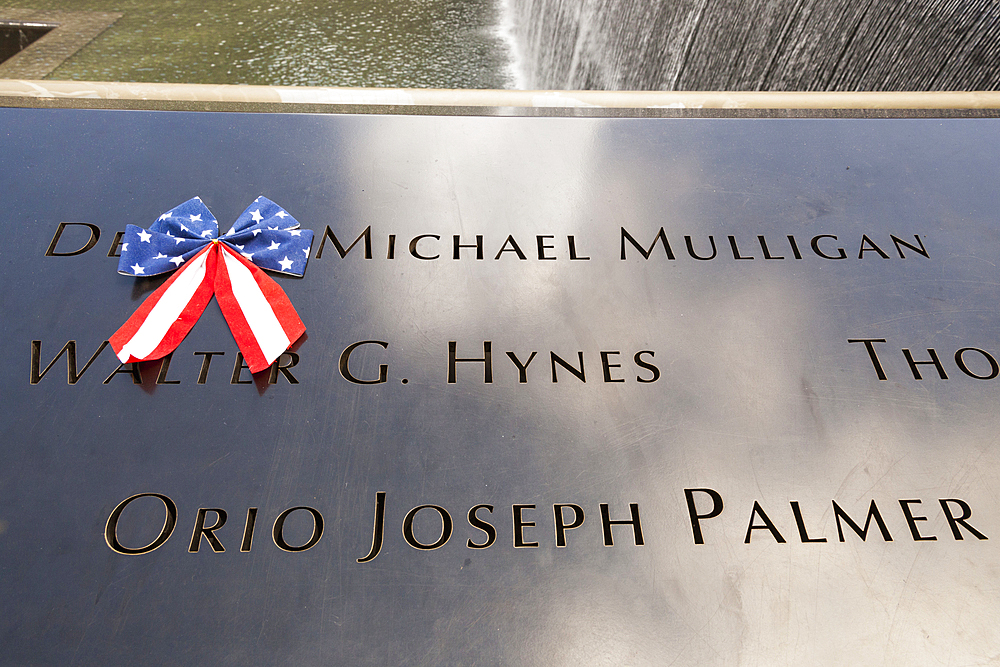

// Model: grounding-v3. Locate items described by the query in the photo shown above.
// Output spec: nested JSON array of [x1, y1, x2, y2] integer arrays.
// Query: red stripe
[[142, 246, 219, 361], [109, 244, 215, 361], [221, 244, 306, 346], [213, 245, 268, 373]]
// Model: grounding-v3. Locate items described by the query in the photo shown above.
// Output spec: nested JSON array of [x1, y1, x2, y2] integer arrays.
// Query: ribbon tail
[[110, 243, 217, 365], [214, 243, 306, 373]]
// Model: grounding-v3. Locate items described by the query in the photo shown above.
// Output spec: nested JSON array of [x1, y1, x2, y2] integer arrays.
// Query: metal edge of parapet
[[2, 80, 1000, 112]]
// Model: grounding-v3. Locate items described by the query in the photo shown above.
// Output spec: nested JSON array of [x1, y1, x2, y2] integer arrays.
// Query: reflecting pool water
[[8, 0, 993, 91], [0, 0, 516, 87]]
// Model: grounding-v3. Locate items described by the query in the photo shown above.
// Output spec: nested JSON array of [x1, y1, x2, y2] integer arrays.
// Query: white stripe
[[221, 250, 290, 364], [117, 250, 210, 362]]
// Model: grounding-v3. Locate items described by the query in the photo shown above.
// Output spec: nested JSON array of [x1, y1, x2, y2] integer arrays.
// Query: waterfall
[[502, 0, 1000, 91]]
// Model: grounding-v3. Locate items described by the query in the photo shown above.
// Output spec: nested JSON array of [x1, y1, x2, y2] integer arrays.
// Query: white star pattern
[[189, 214, 202, 223], [275, 211, 289, 219], [278, 256, 294, 271], [138, 229, 152, 243], [302, 248, 309, 257], [158, 212, 170, 221], [234, 244, 245, 251], [200, 229, 214, 238], [120, 242, 128, 253], [131, 263, 145, 274], [289, 230, 302, 236], [241, 252, 254, 260], [180, 224, 190, 233], [252, 229, 261, 236], [250, 209, 263, 223], [175, 236, 184, 244], [170, 256, 184, 267], [268, 226, 278, 230], [153, 253, 167, 260], [268, 241, 281, 251]]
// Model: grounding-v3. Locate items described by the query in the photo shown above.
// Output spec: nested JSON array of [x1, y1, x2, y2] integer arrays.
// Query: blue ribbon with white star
[[118, 196, 313, 278]]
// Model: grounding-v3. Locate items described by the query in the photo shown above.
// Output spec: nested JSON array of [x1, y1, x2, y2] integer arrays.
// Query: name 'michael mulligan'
[[47, 220, 930, 263]]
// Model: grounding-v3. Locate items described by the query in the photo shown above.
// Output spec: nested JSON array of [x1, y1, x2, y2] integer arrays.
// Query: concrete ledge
[[2, 80, 1000, 109], [0, 10, 121, 79]]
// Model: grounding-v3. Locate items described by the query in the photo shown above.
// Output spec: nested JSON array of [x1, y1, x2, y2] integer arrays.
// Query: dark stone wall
[[511, 0, 1000, 90]]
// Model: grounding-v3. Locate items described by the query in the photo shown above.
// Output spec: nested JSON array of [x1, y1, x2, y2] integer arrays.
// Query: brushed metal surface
[[0, 108, 998, 665]]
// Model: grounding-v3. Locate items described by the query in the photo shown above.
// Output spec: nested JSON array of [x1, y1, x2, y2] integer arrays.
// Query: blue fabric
[[117, 196, 314, 277]]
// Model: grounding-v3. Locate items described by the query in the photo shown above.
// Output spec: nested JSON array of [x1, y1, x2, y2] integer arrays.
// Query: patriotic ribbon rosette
[[110, 196, 314, 373]]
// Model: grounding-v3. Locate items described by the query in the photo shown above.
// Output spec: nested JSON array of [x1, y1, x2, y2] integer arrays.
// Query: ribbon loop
[[111, 197, 313, 373], [151, 196, 218, 240]]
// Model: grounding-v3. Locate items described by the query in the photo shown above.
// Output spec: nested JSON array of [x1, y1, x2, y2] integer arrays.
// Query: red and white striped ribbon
[[110, 242, 305, 373]]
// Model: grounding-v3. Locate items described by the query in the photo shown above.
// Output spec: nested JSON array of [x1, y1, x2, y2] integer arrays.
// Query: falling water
[[502, 0, 1000, 91]]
